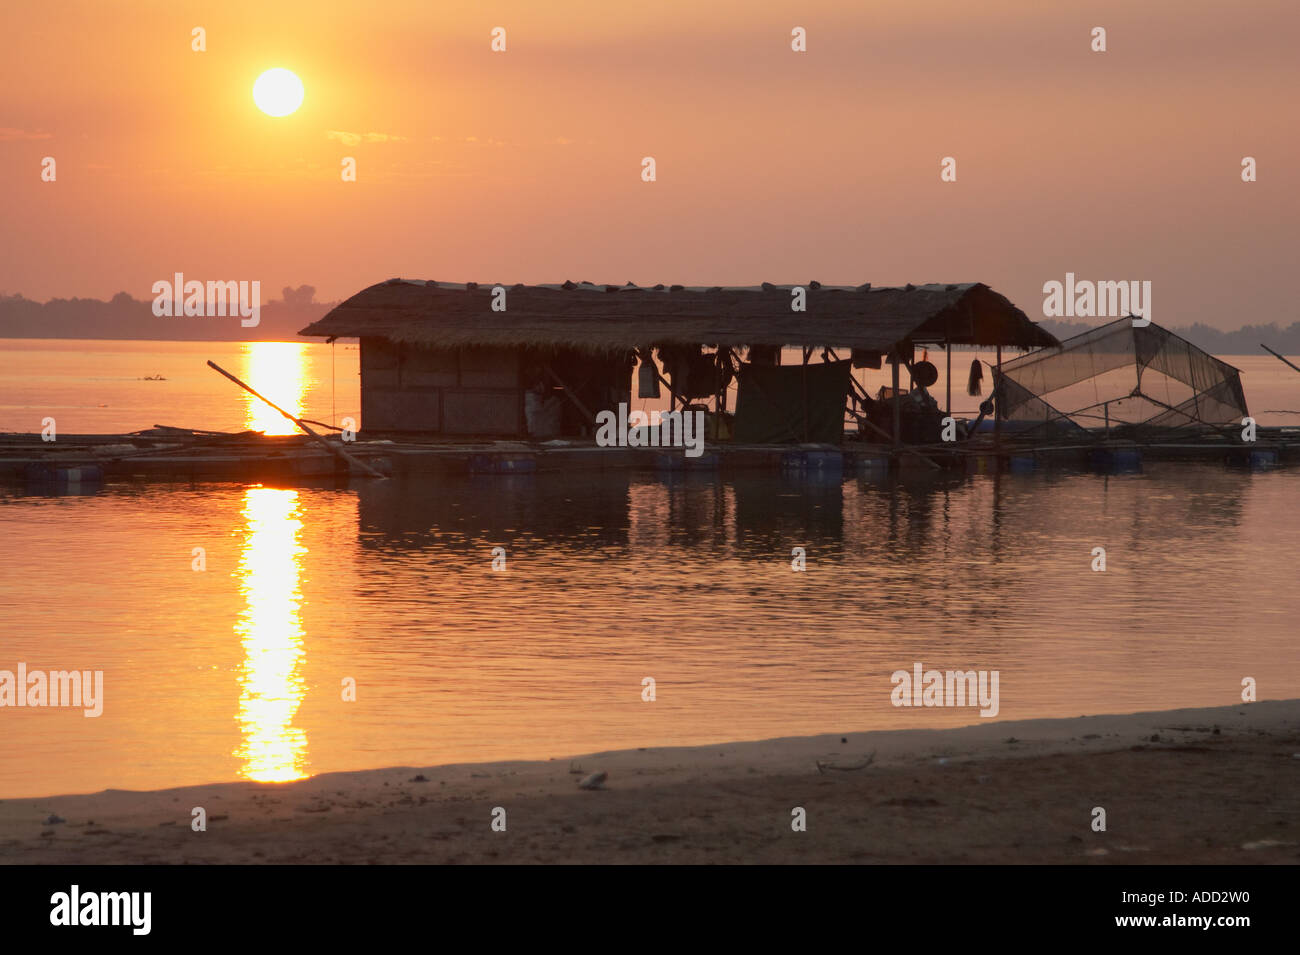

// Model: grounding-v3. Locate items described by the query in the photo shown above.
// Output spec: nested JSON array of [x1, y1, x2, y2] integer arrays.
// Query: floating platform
[[1, 426, 1295, 488]]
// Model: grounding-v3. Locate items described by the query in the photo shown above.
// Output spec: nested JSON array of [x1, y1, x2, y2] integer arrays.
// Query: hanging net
[[994, 318, 1248, 439]]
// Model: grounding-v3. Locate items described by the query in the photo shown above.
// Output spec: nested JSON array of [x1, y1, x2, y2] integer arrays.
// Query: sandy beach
[[3, 699, 1298, 864]]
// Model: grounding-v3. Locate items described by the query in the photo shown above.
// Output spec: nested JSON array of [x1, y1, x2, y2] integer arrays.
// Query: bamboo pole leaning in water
[[206, 360, 388, 479], [1261, 343, 1300, 376]]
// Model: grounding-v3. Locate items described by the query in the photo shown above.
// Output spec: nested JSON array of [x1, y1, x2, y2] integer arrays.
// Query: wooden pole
[[544, 364, 597, 425], [994, 345, 1003, 452], [1262, 343, 1300, 375], [891, 353, 901, 450], [715, 348, 727, 415], [945, 340, 952, 418], [206, 360, 388, 479]]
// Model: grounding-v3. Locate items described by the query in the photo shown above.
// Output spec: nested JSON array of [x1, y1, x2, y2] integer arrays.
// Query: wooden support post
[[994, 344, 1003, 452], [945, 340, 952, 418], [715, 348, 727, 415], [798, 346, 810, 440], [891, 353, 901, 450]]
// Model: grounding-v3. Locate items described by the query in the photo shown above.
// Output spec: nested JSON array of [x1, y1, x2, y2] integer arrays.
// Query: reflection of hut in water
[[732, 473, 846, 556], [355, 472, 634, 553], [300, 280, 1057, 446]]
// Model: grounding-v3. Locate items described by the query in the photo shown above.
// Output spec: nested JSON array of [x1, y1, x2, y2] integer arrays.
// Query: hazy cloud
[[326, 130, 408, 146], [0, 127, 53, 141]]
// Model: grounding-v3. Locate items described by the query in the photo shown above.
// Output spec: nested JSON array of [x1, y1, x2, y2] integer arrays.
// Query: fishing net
[[994, 319, 1248, 438]]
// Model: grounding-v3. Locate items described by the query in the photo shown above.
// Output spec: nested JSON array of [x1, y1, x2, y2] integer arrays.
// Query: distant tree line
[[1037, 319, 1300, 356], [0, 290, 1295, 354], [0, 286, 331, 342]]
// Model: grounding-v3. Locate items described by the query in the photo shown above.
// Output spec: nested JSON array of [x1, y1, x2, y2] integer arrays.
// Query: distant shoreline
[[0, 336, 1288, 359], [5, 699, 1296, 864], [0, 335, 358, 344]]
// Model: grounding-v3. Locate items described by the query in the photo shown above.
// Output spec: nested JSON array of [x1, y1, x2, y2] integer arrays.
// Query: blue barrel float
[[654, 450, 719, 471], [469, 454, 536, 474], [24, 463, 104, 491], [782, 450, 844, 473], [1089, 448, 1142, 473], [1227, 447, 1278, 469]]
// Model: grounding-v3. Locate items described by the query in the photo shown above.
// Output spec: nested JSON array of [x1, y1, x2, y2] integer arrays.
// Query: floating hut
[[11, 284, 1289, 489], [298, 279, 1058, 447]]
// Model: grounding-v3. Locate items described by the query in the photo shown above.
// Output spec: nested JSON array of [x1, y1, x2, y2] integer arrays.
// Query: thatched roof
[[300, 279, 1057, 352]]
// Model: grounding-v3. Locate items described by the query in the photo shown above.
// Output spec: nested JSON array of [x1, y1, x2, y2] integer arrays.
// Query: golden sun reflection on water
[[241, 341, 307, 435], [233, 487, 310, 783]]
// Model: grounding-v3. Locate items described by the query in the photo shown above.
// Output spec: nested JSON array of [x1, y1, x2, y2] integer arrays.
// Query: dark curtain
[[733, 360, 852, 443]]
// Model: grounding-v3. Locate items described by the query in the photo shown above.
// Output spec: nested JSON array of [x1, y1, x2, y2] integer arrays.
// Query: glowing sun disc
[[253, 69, 304, 117]]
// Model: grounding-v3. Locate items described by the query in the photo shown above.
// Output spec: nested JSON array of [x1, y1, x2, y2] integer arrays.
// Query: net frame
[[994, 318, 1248, 439]]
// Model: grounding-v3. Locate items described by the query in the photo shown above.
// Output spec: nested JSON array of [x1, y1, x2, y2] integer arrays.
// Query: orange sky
[[1, 0, 1296, 329]]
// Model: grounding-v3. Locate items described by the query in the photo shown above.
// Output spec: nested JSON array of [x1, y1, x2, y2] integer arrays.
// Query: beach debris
[[816, 752, 876, 775], [410, 774, 428, 783], [977, 774, 992, 784], [1242, 839, 1295, 850], [881, 796, 941, 808], [840, 737, 848, 744], [568, 762, 584, 775], [577, 771, 607, 790], [1149, 733, 1161, 743], [1084, 847, 1109, 857], [43, 814, 65, 826], [1004, 737, 1019, 744]]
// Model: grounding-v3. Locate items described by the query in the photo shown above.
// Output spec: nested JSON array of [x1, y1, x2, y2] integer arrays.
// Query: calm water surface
[[1, 340, 1299, 797], [2, 465, 1298, 798]]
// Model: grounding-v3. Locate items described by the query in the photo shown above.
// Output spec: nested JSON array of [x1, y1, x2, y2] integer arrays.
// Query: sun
[[253, 69, 305, 117]]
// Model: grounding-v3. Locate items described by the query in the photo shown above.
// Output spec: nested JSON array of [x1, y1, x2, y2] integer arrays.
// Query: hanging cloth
[[637, 353, 662, 398]]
